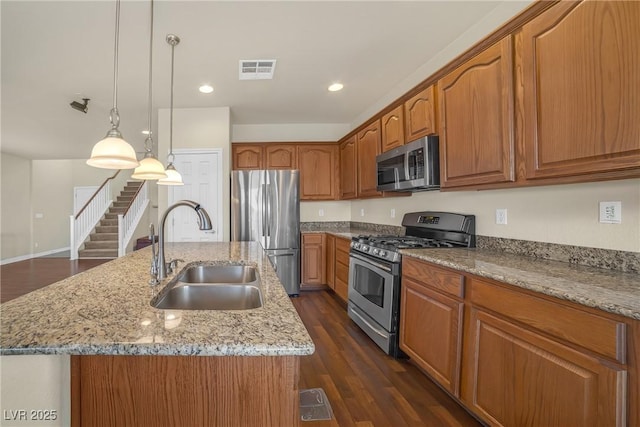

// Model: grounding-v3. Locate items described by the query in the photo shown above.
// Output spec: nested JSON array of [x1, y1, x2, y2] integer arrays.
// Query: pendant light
[[132, 0, 167, 180], [158, 34, 184, 186], [87, 0, 139, 169]]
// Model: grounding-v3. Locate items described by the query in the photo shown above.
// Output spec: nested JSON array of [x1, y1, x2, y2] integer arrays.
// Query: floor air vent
[[239, 59, 276, 80], [300, 388, 334, 421]]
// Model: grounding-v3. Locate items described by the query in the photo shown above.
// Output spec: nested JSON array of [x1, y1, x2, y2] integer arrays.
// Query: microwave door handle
[[404, 152, 410, 182]]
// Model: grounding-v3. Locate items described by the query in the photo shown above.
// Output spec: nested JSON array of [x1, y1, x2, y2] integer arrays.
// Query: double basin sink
[[151, 264, 263, 310]]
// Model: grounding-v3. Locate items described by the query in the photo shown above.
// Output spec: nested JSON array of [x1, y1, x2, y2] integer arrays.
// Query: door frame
[[167, 148, 224, 242]]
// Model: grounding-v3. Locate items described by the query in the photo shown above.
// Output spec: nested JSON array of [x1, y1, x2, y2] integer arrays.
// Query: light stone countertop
[[401, 248, 640, 320], [0, 242, 315, 356]]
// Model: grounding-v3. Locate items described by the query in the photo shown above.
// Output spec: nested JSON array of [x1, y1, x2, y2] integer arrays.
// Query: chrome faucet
[[154, 200, 212, 281]]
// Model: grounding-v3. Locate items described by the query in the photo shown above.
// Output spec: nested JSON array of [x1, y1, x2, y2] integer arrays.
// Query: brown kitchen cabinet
[[381, 105, 405, 152], [400, 258, 465, 396], [400, 256, 635, 427], [339, 136, 357, 200], [297, 144, 338, 200], [356, 120, 382, 198], [301, 233, 326, 290], [404, 85, 437, 141], [232, 144, 263, 170], [264, 144, 297, 169], [521, 1, 640, 181], [325, 234, 336, 291], [333, 236, 350, 302], [438, 36, 515, 188]]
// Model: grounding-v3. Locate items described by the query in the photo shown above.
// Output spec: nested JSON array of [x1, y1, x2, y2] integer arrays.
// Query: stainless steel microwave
[[376, 135, 440, 192]]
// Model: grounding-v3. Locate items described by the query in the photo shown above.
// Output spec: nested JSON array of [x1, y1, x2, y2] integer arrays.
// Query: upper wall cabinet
[[438, 36, 515, 189], [404, 85, 437, 142], [381, 105, 405, 152], [297, 144, 338, 200], [265, 145, 297, 169], [339, 136, 358, 200], [232, 144, 263, 170], [521, 1, 640, 180], [357, 120, 383, 198]]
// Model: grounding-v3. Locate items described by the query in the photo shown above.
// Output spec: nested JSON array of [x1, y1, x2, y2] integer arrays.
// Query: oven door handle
[[350, 252, 392, 273], [349, 306, 387, 339]]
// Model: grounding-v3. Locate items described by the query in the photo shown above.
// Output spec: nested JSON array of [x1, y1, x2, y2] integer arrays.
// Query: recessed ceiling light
[[199, 84, 214, 94], [328, 83, 344, 92]]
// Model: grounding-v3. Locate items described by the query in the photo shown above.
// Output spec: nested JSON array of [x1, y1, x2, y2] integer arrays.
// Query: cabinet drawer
[[303, 233, 323, 245], [402, 258, 464, 298], [336, 261, 349, 284], [335, 237, 351, 265], [335, 278, 348, 302], [468, 278, 626, 363]]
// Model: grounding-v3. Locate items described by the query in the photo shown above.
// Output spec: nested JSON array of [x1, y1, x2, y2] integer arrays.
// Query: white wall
[[301, 200, 351, 222], [0, 355, 70, 427], [352, 179, 640, 253], [157, 107, 231, 240], [0, 152, 32, 259], [232, 123, 350, 143]]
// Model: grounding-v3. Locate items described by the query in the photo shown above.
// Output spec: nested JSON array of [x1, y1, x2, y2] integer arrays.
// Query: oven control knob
[[379, 250, 387, 257], [353, 243, 360, 249], [373, 249, 379, 255], [364, 246, 370, 252]]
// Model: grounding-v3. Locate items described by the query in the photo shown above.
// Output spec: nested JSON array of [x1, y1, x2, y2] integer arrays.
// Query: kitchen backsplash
[[301, 221, 640, 274]]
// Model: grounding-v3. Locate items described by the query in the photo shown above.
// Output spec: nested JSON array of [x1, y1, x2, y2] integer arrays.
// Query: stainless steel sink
[[177, 264, 257, 284], [151, 264, 263, 310]]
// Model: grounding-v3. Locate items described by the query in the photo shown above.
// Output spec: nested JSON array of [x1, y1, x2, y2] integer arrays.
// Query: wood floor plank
[[293, 291, 483, 427]]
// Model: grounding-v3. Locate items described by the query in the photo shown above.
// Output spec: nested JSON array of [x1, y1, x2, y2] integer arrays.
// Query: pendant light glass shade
[[87, 0, 139, 170], [131, 152, 167, 180], [157, 163, 183, 185]]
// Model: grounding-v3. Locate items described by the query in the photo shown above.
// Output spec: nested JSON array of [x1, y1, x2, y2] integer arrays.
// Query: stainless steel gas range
[[347, 211, 475, 357]]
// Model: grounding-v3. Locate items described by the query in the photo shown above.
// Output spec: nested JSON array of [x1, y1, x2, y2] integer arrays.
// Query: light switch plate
[[599, 201, 622, 224]]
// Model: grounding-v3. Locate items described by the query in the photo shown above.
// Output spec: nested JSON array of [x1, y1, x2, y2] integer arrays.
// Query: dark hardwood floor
[[0, 257, 108, 303], [0, 258, 481, 426], [292, 291, 482, 427]]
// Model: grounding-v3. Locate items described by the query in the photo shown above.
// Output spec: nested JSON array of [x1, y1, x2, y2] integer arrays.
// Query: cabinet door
[[265, 145, 297, 169], [357, 120, 382, 198], [339, 136, 357, 200], [381, 105, 405, 152], [438, 36, 515, 188], [404, 85, 437, 141], [301, 233, 325, 288], [232, 145, 263, 170], [522, 1, 640, 180], [400, 277, 464, 396], [325, 234, 336, 290], [334, 237, 351, 302], [462, 308, 626, 427], [297, 145, 337, 200]]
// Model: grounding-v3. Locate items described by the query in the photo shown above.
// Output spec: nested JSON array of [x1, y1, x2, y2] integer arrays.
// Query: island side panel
[[71, 355, 300, 427]]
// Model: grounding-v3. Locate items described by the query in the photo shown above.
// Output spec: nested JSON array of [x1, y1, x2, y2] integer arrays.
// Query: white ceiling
[[2, 1, 524, 160]]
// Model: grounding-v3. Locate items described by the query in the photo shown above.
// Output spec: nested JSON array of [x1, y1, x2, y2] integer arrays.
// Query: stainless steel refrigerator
[[231, 170, 301, 295]]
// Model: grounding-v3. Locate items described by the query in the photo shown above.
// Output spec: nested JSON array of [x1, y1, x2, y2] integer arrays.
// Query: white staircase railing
[[118, 181, 149, 257], [69, 171, 119, 260]]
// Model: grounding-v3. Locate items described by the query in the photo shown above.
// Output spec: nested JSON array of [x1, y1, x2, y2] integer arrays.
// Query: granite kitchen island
[[1, 242, 314, 427]]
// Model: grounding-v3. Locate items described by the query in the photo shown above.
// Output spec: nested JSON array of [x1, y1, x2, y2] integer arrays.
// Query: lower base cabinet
[[400, 257, 637, 427], [333, 237, 350, 302], [71, 355, 300, 427]]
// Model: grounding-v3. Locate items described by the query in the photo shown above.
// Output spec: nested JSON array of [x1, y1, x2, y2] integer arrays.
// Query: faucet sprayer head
[[194, 205, 213, 230]]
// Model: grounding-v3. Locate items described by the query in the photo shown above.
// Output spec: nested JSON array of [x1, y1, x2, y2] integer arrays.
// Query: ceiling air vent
[[239, 59, 277, 80]]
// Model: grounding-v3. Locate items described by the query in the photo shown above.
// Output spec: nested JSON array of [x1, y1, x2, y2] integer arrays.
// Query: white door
[[167, 149, 223, 242], [73, 186, 99, 215]]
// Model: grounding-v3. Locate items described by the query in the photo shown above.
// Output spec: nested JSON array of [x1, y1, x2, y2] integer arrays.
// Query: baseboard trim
[[1, 247, 71, 265]]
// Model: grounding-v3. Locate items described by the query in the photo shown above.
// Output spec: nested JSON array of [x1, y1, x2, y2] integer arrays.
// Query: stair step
[[127, 181, 143, 187], [100, 219, 118, 226], [109, 207, 126, 213], [117, 196, 134, 202], [104, 213, 118, 219], [124, 186, 141, 192], [84, 240, 118, 249], [78, 248, 118, 259], [96, 225, 118, 233], [113, 201, 129, 208], [90, 232, 118, 241]]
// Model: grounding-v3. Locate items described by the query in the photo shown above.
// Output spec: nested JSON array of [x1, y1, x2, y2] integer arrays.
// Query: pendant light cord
[[110, 0, 121, 129], [168, 35, 178, 163], [145, 0, 154, 152]]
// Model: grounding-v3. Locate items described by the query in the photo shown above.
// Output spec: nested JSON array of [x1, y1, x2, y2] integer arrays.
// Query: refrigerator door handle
[[267, 252, 295, 272], [261, 183, 267, 237]]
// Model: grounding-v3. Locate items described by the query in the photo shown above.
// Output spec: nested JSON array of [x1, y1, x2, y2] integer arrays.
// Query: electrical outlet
[[390, 209, 396, 218], [35, 213, 44, 219], [496, 208, 508, 225], [599, 201, 622, 224], [34, 242, 39, 248], [360, 209, 365, 217], [318, 209, 325, 217]]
